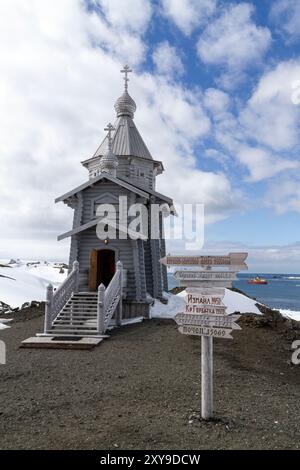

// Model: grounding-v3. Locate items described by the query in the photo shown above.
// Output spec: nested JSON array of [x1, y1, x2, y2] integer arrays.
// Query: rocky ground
[[0, 303, 300, 450]]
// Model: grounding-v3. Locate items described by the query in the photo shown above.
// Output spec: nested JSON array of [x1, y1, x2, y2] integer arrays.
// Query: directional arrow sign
[[186, 287, 225, 296], [185, 304, 226, 315], [175, 313, 241, 329], [174, 271, 237, 281], [178, 325, 233, 339], [182, 280, 233, 288], [186, 292, 225, 307], [160, 253, 248, 270]]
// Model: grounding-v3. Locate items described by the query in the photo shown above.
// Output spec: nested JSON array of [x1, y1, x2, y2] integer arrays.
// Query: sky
[[0, 0, 300, 272]]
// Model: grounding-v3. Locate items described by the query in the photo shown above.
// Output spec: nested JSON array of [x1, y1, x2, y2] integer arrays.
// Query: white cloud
[[266, 176, 300, 214], [95, 0, 152, 34], [204, 149, 231, 170], [161, 0, 217, 35], [0, 0, 239, 259], [203, 88, 230, 115], [152, 41, 184, 77], [237, 146, 300, 182], [239, 60, 300, 152], [205, 60, 300, 186], [197, 3, 272, 87], [270, 0, 300, 41], [203, 241, 300, 273]]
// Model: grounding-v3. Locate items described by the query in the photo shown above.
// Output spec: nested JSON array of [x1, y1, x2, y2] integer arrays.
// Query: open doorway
[[89, 249, 116, 291]]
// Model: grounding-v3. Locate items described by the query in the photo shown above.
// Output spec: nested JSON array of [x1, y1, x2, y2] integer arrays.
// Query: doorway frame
[[89, 247, 119, 291]]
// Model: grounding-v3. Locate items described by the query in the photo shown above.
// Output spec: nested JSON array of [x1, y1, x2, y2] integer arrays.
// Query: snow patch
[[0, 261, 67, 309], [0, 320, 10, 330], [280, 309, 300, 322], [150, 288, 262, 319]]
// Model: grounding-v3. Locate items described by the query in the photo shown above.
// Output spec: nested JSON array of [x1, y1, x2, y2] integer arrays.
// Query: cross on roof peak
[[121, 65, 132, 92], [104, 123, 115, 150]]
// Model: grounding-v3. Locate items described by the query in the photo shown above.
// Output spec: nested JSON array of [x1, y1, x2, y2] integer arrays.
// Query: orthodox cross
[[104, 123, 115, 150], [121, 65, 132, 92]]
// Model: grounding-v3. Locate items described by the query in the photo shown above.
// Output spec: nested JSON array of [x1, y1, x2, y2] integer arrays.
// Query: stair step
[[58, 313, 97, 316], [55, 316, 97, 320], [72, 295, 97, 298], [57, 314, 97, 318], [51, 327, 98, 332], [67, 307, 97, 309], [62, 306, 97, 310], [53, 324, 97, 327], [62, 307, 97, 310], [75, 292, 97, 295], [54, 319, 97, 324], [69, 297, 97, 301], [49, 330, 98, 335], [61, 312, 97, 316]]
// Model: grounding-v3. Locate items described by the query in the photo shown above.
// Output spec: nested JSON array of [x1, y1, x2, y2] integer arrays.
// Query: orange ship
[[247, 276, 268, 285]]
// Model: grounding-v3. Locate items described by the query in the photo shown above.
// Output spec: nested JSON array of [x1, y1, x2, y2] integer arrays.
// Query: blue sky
[[0, 0, 300, 272]]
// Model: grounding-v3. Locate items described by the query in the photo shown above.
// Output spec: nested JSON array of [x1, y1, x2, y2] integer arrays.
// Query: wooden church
[[41, 66, 174, 339]]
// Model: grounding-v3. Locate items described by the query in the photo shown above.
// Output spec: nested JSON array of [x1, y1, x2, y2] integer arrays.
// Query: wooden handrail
[[97, 261, 123, 335], [44, 260, 79, 334]]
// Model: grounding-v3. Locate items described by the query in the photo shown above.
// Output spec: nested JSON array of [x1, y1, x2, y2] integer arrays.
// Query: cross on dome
[[114, 65, 136, 118], [104, 123, 115, 150], [121, 65, 132, 92]]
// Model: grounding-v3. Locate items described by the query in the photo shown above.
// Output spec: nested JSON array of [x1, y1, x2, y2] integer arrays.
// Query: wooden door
[[97, 250, 115, 287], [89, 249, 98, 291], [89, 249, 116, 291]]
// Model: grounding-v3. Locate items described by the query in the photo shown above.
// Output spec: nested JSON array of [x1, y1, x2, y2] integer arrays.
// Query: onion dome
[[114, 91, 137, 118], [100, 123, 118, 177]]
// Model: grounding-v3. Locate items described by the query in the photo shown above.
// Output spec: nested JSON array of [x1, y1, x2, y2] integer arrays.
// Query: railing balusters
[[97, 261, 123, 335], [44, 284, 54, 334], [97, 284, 105, 335], [44, 260, 80, 332]]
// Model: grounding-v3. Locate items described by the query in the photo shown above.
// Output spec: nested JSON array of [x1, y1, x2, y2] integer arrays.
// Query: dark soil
[[0, 304, 300, 450]]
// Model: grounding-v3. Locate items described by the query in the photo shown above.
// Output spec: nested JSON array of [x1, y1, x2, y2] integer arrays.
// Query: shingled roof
[[92, 114, 153, 161]]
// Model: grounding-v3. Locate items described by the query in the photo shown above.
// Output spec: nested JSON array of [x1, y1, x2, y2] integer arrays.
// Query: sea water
[[167, 273, 300, 313]]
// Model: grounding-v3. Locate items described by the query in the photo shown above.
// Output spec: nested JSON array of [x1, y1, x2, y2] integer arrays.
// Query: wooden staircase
[[48, 292, 99, 337], [40, 260, 124, 345]]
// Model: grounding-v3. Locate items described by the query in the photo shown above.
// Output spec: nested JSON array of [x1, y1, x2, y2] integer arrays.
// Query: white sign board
[[186, 287, 225, 296], [182, 281, 233, 288], [160, 253, 248, 270], [174, 271, 237, 281], [178, 325, 233, 339], [185, 304, 226, 315], [186, 292, 225, 307], [175, 313, 241, 329]]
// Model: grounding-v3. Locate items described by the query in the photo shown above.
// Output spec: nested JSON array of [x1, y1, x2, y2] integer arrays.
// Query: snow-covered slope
[[0, 261, 67, 310], [279, 309, 300, 322], [150, 289, 262, 319]]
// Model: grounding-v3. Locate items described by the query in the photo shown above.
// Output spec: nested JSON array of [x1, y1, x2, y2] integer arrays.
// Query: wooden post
[[73, 260, 79, 292], [201, 335, 213, 420], [44, 284, 53, 334], [97, 283, 105, 335], [116, 261, 123, 327]]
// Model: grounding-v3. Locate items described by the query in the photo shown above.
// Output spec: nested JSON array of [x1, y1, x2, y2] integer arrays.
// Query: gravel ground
[[0, 306, 300, 450]]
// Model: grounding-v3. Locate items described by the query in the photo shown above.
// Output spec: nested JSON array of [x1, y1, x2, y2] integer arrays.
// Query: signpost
[[178, 325, 234, 339], [185, 292, 225, 307], [162, 252, 248, 420], [160, 252, 248, 270], [175, 313, 241, 329], [174, 271, 237, 281]]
